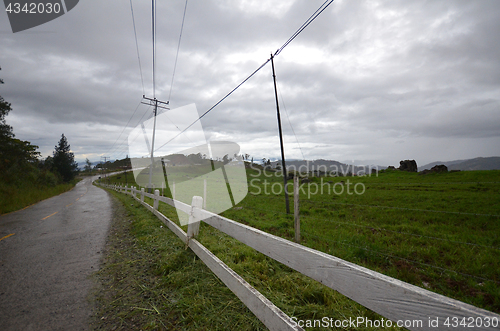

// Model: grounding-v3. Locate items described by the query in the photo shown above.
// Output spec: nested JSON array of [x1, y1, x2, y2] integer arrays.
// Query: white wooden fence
[[97, 183, 500, 331]]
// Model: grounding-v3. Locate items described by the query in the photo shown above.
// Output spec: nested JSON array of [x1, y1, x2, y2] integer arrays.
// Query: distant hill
[[270, 159, 379, 175], [420, 157, 500, 171]]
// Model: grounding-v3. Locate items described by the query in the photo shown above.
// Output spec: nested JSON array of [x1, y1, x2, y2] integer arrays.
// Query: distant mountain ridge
[[270, 159, 380, 175], [419, 157, 500, 171]]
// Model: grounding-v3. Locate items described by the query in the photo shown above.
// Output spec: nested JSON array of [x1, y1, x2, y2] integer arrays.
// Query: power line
[[154, 58, 271, 152], [152, 0, 157, 98], [108, 104, 153, 159], [129, 0, 145, 95], [276, 77, 305, 160], [274, 0, 334, 56], [106, 0, 151, 160], [153, 0, 334, 153], [168, 0, 189, 105], [104, 99, 143, 157]]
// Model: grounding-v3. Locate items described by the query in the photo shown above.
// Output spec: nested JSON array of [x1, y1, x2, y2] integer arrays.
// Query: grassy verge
[[93, 186, 403, 330], [91, 189, 267, 330], [101, 167, 500, 317], [225, 169, 500, 313], [0, 178, 81, 214]]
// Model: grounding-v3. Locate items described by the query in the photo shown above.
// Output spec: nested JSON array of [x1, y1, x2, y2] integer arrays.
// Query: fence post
[[154, 189, 160, 210], [294, 175, 300, 243], [187, 196, 203, 242], [141, 188, 145, 202], [203, 179, 207, 209]]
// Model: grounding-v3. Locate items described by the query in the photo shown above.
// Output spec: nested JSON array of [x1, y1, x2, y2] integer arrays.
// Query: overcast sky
[[1, 0, 499, 167]]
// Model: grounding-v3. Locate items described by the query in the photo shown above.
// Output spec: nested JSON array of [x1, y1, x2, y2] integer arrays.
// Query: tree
[[0, 71, 40, 175], [84, 158, 92, 175], [52, 134, 78, 182], [0, 95, 13, 139]]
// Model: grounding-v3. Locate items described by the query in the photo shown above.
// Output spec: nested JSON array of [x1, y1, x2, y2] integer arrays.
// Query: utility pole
[[271, 54, 290, 214], [101, 156, 110, 183], [141, 96, 169, 193]]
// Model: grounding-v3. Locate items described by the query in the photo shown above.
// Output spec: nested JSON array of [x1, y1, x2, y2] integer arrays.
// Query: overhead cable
[[168, 0, 189, 104], [108, 104, 152, 159], [154, 58, 270, 152], [277, 78, 306, 160], [129, 0, 145, 95], [153, 0, 334, 153], [105, 99, 143, 157], [274, 0, 334, 56], [152, 0, 157, 98]]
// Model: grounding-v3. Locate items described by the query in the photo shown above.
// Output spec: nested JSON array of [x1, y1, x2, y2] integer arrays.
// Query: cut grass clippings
[[90, 189, 267, 331]]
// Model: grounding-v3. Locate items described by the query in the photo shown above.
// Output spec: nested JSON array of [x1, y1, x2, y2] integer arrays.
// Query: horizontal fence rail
[[102, 183, 302, 331], [97, 182, 500, 331]]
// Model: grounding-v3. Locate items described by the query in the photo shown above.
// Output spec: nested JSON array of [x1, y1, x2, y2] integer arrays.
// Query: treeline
[[1, 68, 79, 213]]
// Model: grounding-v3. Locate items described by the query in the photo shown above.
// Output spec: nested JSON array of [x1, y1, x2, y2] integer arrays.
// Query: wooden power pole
[[271, 54, 290, 214], [141, 96, 169, 193]]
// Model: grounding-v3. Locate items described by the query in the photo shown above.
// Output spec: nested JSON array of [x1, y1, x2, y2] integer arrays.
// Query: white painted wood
[[187, 196, 203, 242], [200, 212, 500, 331], [142, 191, 154, 199], [135, 195, 187, 242], [188, 238, 303, 331], [156, 195, 191, 214], [102, 182, 500, 331], [153, 190, 160, 210], [149, 204, 302, 331], [140, 188, 145, 202], [152, 209, 187, 242]]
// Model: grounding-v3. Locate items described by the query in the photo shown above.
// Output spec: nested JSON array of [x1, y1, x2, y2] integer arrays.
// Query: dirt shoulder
[[89, 189, 265, 331]]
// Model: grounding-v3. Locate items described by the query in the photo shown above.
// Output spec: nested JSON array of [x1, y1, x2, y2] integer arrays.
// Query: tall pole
[[149, 0, 157, 193], [271, 54, 290, 214], [148, 99, 158, 193], [141, 96, 169, 192], [101, 156, 110, 184]]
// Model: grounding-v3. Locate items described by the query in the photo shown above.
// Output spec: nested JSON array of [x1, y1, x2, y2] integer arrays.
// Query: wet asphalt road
[[0, 177, 112, 331]]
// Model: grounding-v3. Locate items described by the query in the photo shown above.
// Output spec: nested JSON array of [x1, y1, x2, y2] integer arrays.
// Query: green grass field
[[96, 166, 500, 330], [0, 178, 80, 214]]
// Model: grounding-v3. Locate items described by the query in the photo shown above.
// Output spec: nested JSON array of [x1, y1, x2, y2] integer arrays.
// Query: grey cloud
[[1, 0, 499, 166]]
